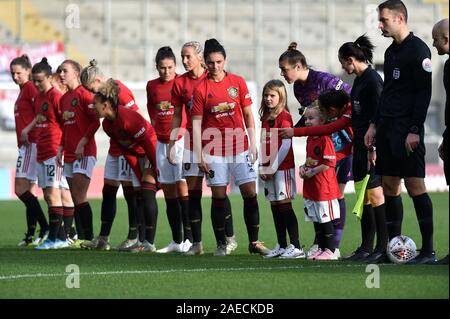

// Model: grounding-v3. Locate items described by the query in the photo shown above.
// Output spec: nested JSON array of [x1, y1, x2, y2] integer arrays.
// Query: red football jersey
[[60, 85, 99, 163], [108, 80, 140, 157], [34, 87, 63, 162], [260, 109, 295, 170], [147, 76, 182, 144], [171, 71, 207, 150], [14, 81, 38, 146], [303, 135, 340, 201], [191, 71, 252, 156], [294, 102, 353, 161], [102, 105, 157, 181]]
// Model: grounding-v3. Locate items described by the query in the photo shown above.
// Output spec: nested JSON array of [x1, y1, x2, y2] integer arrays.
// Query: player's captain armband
[[422, 58, 432, 73]]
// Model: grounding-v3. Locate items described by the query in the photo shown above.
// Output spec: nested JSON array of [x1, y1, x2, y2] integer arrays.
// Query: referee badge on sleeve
[[422, 58, 432, 73]]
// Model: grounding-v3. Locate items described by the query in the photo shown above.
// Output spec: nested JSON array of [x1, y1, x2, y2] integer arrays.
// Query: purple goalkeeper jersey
[[293, 69, 352, 112]]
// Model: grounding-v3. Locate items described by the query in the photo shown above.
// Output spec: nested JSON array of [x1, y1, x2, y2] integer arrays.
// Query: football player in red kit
[[27, 58, 75, 250], [170, 41, 237, 256], [94, 79, 159, 252], [147, 47, 192, 254], [191, 38, 269, 256], [57, 59, 100, 246], [10, 54, 49, 246], [80, 59, 142, 251]]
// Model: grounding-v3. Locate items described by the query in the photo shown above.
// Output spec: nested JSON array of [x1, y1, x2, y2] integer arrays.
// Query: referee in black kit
[[365, 0, 436, 264]]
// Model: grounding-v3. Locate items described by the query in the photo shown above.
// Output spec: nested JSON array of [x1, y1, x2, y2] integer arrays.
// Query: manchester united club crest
[[42, 102, 49, 111], [314, 146, 321, 156], [227, 87, 238, 99], [71, 98, 78, 107]]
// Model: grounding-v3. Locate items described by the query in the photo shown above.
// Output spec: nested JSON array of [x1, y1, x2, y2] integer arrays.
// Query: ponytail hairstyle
[[317, 89, 350, 113], [95, 78, 120, 110], [80, 59, 104, 87], [204, 38, 226, 60], [278, 42, 308, 68], [155, 46, 176, 65], [32, 57, 52, 77], [259, 79, 289, 121], [338, 34, 375, 65], [10, 54, 32, 70], [182, 41, 206, 68]]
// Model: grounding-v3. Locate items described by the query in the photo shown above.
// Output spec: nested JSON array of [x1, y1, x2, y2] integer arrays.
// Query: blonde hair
[[95, 78, 120, 109], [259, 79, 289, 120], [80, 59, 104, 87], [182, 41, 206, 68], [305, 106, 326, 122]]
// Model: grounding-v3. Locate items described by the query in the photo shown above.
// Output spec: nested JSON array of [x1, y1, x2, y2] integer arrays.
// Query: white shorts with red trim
[[37, 156, 69, 189], [15, 144, 37, 182], [304, 198, 340, 223], [156, 138, 184, 184], [104, 154, 133, 182], [204, 150, 257, 187], [263, 168, 296, 202], [63, 156, 96, 179]]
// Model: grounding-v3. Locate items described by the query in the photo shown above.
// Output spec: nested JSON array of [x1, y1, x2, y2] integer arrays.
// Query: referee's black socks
[[384, 195, 404, 239], [373, 204, 388, 252], [360, 204, 375, 253], [412, 193, 434, 254]]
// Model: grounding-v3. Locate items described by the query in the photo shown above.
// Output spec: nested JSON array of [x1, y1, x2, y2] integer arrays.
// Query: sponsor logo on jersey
[[62, 111, 75, 121], [157, 101, 172, 111], [71, 98, 77, 107], [228, 87, 238, 99], [393, 68, 400, 80], [36, 114, 47, 123], [42, 102, 49, 111], [335, 80, 343, 90], [211, 102, 235, 113], [422, 58, 432, 72], [314, 146, 321, 156]]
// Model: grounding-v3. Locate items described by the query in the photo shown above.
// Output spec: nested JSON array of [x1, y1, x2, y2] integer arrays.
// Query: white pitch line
[[0, 263, 393, 281]]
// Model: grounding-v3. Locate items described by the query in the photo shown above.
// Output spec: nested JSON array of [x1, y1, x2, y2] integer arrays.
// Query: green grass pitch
[[0, 193, 448, 299]]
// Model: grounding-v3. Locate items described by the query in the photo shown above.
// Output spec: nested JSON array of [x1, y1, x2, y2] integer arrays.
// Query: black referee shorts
[[375, 117, 425, 178], [353, 139, 382, 189]]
